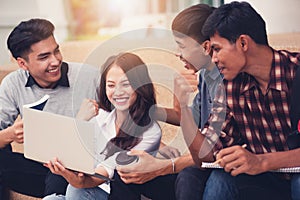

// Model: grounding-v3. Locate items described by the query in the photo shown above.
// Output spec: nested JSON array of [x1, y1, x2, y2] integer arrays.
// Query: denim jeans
[[203, 169, 298, 200], [43, 184, 109, 200], [292, 173, 300, 200], [175, 166, 211, 200], [203, 169, 238, 200]]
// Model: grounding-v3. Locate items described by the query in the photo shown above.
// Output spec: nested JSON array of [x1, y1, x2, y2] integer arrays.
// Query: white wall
[[224, 0, 300, 34], [0, 0, 68, 65]]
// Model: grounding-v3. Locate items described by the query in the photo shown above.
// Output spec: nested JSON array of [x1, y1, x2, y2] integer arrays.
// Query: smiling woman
[[42, 52, 162, 200], [99, 52, 158, 158], [105, 65, 137, 112]]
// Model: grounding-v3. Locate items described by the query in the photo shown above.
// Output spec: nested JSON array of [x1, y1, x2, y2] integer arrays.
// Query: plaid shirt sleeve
[[201, 82, 242, 154]]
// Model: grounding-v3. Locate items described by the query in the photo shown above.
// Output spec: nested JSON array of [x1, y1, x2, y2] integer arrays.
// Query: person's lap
[[43, 184, 109, 200], [0, 148, 48, 197], [0, 147, 68, 198], [236, 172, 291, 200], [109, 170, 177, 200], [203, 169, 239, 200], [175, 166, 211, 200], [203, 169, 294, 200]]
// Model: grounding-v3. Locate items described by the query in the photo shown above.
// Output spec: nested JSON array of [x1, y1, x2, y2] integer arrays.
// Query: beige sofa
[[1, 32, 300, 199]]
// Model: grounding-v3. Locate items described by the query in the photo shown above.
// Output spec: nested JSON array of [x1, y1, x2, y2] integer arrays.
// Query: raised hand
[[76, 99, 99, 121], [174, 69, 198, 108]]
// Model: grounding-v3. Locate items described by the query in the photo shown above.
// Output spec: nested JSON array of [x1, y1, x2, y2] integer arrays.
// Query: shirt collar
[[241, 49, 289, 94], [205, 65, 223, 81], [102, 109, 117, 126], [268, 49, 289, 92], [25, 62, 70, 88]]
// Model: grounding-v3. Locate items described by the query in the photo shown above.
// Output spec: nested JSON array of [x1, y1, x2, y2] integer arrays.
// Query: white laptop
[[23, 106, 96, 175]]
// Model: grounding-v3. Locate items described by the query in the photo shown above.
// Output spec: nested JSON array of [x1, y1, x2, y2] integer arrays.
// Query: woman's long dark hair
[[99, 52, 157, 158]]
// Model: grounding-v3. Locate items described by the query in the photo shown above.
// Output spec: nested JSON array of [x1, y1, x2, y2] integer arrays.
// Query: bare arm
[[180, 107, 214, 166], [116, 150, 194, 184], [174, 69, 215, 166], [153, 84, 181, 126], [153, 107, 180, 126]]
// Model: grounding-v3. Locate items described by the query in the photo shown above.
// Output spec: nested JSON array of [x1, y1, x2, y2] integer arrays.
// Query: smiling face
[[105, 64, 137, 112], [210, 33, 246, 80], [17, 36, 63, 88], [174, 35, 211, 72]]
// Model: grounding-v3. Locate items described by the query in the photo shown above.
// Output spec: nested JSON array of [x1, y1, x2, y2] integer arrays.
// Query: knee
[[206, 169, 233, 185], [65, 184, 84, 199], [43, 193, 66, 200], [204, 170, 238, 197], [175, 166, 210, 190], [65, 184, 108, 200], [175, 167, 200, 186], [176, 167, 196, 180]]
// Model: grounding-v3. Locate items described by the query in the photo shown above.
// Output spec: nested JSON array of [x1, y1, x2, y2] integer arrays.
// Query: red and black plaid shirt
[[203, 49, 300, 154]]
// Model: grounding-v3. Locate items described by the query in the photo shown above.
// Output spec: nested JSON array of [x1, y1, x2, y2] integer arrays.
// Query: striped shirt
[[203, 49, 300, 154]]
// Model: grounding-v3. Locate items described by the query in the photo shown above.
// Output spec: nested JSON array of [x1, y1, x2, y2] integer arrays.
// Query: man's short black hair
[[202, 1, 268, 45], [7, 18, 55, 60]]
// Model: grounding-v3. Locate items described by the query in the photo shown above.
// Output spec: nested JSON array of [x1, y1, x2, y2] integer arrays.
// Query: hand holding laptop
[[44, 158, 87, 188]]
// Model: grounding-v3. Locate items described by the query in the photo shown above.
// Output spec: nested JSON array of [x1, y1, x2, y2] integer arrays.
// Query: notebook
[[201, 162, 300, 173], [23, 106, 96, 175]]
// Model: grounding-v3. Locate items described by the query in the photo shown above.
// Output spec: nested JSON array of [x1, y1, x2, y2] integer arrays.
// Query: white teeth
[[115, 98, 127, 103], [48, 68, 58, 73]]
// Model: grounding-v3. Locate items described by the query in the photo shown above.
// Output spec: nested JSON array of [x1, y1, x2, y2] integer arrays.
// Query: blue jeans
[[292, 174, 300, 200], [203, 169, 238, 200], [175, 166, 211, 200], [43, 184, 108, 200], [204, 169, 298, 200]]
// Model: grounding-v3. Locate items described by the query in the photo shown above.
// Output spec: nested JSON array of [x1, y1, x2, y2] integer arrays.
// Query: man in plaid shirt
[[175, 1, 300, 199]]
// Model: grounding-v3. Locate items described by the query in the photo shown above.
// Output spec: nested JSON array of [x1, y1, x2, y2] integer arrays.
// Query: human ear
[[238, 35, 248, 50], [202, 40, 211, 55], [16, 57, 29, 71]]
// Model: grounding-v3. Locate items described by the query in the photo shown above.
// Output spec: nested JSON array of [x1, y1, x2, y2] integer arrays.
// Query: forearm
[[180, 106, 214, 166], [154, 107, 180, 126], [169, 154, 195, 174], [258, 148, 300, 172], [0, 128, 13, 148], [155, 154, 194, 176]]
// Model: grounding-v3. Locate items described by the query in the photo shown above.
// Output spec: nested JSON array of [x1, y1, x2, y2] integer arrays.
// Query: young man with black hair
[[178, 1, 300, 199], [0, 18, 100, 198]]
